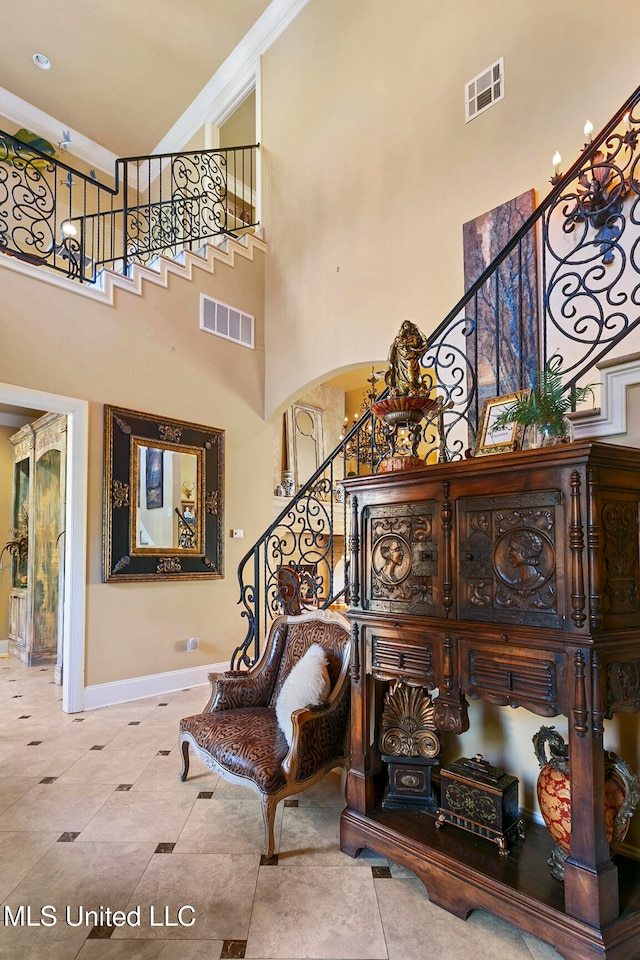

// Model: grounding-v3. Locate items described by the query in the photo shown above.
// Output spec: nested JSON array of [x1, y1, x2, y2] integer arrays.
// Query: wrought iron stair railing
[[0, 129, 259, 282], [233, 82, 640, 669]]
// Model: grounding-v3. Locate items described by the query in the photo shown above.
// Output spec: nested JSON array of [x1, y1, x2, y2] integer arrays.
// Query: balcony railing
[[0, 130, 259, 282]]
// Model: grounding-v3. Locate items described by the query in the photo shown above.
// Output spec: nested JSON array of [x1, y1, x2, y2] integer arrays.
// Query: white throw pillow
[[275, 643, 331, 746]]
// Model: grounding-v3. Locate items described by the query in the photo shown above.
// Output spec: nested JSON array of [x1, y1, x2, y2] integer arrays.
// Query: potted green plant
[[492, 356, 597, 447]]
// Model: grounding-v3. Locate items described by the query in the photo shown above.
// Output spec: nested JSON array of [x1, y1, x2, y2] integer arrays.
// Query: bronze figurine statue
[[384, 320, 429, 397]]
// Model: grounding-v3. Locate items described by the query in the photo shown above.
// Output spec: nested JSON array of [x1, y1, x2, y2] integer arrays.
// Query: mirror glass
[[133, 442, 201, 552]]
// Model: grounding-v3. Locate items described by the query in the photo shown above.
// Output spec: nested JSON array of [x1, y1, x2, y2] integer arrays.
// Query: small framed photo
[[474, 391, 531, 457]]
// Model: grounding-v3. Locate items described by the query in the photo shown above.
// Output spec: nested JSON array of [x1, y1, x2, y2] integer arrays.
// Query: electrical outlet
[[186, 637, 199, 652], [231, 529, 244, 539]]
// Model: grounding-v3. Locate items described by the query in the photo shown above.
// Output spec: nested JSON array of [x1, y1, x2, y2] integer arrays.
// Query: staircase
[[233, 82, 640, 669], [0, 129, 259, 285]]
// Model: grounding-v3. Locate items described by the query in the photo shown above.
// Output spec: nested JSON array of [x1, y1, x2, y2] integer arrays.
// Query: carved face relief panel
[[365, 502, 437, 615], [493, 528, 555, 591], [372, 535, 412, 586], [457, 491, 563, 628]]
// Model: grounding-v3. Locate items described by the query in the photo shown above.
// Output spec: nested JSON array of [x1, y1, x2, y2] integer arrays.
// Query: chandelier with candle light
[[339, 367, 387, 466]]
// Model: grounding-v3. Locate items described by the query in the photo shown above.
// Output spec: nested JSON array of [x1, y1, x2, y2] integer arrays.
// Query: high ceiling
[[0, 0, 273, 158]]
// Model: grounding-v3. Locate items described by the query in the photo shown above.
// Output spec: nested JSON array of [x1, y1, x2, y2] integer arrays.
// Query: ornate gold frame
[[474, 390, 530, 457], [103, 405, 224, 582]]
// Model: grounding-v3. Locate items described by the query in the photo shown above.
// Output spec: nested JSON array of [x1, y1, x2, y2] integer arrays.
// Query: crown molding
[[153, 0, 310, 153], [0, 86, 118, 177]]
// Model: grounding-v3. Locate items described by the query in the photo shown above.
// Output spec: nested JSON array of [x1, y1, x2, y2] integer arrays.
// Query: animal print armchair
[[179, 609, 351, 858]]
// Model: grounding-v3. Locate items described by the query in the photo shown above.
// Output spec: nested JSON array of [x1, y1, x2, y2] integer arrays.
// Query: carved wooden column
[[345, 620, 369, 817], [564, 646, 619, 926]]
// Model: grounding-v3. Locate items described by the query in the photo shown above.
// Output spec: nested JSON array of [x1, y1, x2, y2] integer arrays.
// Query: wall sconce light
[[553, 110, 638, 266], [54, 220, 90, 277]]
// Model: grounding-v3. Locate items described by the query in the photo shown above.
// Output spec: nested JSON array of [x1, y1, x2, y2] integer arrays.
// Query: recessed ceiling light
[[33, 53, 51, 70]]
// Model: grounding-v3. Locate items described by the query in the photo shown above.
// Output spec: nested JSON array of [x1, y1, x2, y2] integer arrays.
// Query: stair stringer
[[97, 232, 266, 303], [0, 232, 266, 307]]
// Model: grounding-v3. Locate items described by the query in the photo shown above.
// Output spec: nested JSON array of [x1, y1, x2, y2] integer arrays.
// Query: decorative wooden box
[[381, 754, 439, 812], [435, 753, 525, 855]]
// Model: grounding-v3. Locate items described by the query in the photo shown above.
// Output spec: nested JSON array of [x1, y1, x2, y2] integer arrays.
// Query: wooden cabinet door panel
[[457, 490, 566, 629], [363, 501, 439, 617]]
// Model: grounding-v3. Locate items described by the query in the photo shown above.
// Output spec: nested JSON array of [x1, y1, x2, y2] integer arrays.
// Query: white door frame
[[0, 381, 87, 713]]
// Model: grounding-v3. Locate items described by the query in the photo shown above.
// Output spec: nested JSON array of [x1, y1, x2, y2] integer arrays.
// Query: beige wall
[[220, 92, 256, 148], [0, 247, 271, 686], [261, 0, 640, 416]]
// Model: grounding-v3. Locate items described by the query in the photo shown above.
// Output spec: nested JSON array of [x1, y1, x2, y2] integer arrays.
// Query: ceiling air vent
[[465, 57, 504, 123], [200, 293, 254, 349]]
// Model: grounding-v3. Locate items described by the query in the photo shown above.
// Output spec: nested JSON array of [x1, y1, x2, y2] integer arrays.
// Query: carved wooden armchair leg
[[179, 738, 190, 782], [262, 794, 279, 859]]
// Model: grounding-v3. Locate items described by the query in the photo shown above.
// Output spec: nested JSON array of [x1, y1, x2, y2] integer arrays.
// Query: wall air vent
[[465, 58, 504, 123], [200, 293, 254, 349]]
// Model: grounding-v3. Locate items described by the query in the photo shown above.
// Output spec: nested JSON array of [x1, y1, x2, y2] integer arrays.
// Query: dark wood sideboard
[[340, 441, 640, 960]]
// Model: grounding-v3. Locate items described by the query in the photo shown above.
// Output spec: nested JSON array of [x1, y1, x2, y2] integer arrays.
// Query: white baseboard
[[83, 661, 229, 711], [0, 641, 8, 656]]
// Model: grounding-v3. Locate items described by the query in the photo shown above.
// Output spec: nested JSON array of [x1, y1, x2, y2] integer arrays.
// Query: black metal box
[[435, 753, 524, 855]]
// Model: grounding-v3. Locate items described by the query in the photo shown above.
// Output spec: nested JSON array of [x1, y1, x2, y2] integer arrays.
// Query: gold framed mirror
[[103, 405, 224, 581]]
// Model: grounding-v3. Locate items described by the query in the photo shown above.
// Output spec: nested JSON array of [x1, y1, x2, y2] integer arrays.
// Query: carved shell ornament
[[379, 681, 440, 758]]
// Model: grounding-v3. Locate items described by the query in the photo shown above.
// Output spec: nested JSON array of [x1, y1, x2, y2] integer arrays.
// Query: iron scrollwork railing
[[232, 415, 387, 669], [541, 92, 640, 386], [234, 83, 640, 668], [0, 129, 259, 282]]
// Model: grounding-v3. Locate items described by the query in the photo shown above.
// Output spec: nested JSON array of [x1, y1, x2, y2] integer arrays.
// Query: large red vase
[[533, 725, 640, 881]]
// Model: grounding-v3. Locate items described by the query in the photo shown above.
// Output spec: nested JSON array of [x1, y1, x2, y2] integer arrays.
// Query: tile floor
[[0, 656, 564, 960]]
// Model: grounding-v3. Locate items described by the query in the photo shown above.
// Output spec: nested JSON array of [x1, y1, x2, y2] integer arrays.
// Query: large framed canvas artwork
[[463, 189, 540, 409]]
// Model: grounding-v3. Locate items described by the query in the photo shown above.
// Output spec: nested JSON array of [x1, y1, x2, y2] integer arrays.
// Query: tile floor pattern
[[0, 656, 565, 960]]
